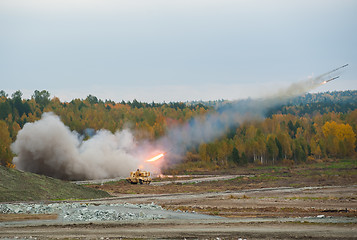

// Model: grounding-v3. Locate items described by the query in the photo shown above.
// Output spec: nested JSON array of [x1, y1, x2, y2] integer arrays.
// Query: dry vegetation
[[87, 158, 357, 195], [86, 158, 357, 219]]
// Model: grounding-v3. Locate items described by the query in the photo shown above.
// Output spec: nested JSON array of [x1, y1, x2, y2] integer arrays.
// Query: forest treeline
[[0, 89, 356, 169]]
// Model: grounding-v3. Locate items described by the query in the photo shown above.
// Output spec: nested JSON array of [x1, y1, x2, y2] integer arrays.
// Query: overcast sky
[[1, 0, 356, 102]]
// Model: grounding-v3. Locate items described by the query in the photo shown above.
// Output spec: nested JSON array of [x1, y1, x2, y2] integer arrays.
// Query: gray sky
[[1, 0, 356, 102]]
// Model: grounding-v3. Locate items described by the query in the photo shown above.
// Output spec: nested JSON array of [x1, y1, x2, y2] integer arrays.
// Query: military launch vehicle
[[126, 169, 152, 184]]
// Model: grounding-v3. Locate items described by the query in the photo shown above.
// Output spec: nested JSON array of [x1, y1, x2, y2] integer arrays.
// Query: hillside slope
[[0, 166, 110, 202]]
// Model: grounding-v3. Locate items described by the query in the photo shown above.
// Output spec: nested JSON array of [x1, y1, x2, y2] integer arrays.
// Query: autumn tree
[[229, 147, 240, 165], [0, 90, 8, 98], [1, 89, 356, 170], [266, 135, 278, 164], [32, 90, 51, 110], [322, 121, 356, 157], [86, 94, 98, 105], [277, 132, 293, 160], [0, 120, 12, 166]]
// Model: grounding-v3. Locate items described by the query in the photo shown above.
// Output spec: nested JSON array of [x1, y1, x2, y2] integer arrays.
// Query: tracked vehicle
[[126, 169, 152, 184]]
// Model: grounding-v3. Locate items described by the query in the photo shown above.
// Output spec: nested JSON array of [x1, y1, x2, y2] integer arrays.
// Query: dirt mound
[[0, 166, 110, 202]]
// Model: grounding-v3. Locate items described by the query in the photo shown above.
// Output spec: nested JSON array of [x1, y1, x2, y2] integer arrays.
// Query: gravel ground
[[1, 185, 356, 239], [0, 201, 221, 226]]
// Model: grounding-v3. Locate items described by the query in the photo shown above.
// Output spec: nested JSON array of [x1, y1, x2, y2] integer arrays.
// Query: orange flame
[[146, 153, 164, 162]]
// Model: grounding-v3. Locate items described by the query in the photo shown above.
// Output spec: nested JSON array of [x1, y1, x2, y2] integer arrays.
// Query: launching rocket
[[325, 76, 339, 83], [325, 64, 349, 76], [318, 64, 348, 85]]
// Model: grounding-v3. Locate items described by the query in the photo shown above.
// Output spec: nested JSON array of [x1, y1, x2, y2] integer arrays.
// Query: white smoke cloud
[[11, 112, 145, 180]]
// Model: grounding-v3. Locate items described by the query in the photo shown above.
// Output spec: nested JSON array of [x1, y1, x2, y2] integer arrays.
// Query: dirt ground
[[1, 161, 356, 239], [1, 220, 356, 239], [0, 213, 58, 222], [1, 184, 355, 239], [88, 160, 357, 195], [86, 161, 357, 219], [97, 185, 357, 218]]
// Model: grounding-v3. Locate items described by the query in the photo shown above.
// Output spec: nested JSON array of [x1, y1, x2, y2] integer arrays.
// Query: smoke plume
[[155, 66, 345, 159], [12, 113, 145, 180], [11, 66, 345, 180]]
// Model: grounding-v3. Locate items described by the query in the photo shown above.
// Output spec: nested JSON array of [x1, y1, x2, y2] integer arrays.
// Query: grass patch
[[309, 158, 357, 169], [250, 165, 289, 171], [326, 159, 357, 169], [248, 173, 282, 181], [88, 158, 357, 195], [0, 166, 110, 202]]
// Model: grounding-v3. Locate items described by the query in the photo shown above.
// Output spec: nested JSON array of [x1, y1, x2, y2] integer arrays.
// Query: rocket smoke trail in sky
[[155, 64, 348, 160], [11, 65, 348, 180]]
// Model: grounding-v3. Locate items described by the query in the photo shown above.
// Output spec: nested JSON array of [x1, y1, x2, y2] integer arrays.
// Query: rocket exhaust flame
[[146, 153, 164, 162]]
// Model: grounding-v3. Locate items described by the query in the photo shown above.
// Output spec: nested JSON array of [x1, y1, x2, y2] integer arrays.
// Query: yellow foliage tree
[[0, 120, 13, 166], [322, 121, 356, 157]]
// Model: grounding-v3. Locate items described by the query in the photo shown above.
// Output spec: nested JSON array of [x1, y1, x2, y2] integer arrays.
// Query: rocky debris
[[122, 202, 164, 210], [62, 208, 162, 221], [0, 202, 163, 222]]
